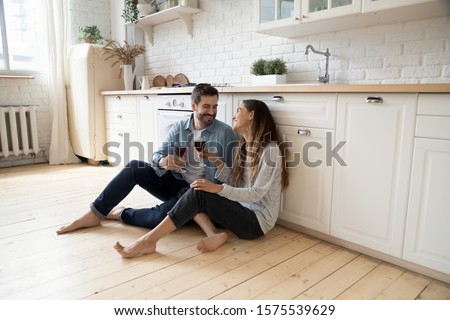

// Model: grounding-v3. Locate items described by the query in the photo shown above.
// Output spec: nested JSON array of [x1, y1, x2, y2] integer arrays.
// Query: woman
[[114, 99, 289, 258]]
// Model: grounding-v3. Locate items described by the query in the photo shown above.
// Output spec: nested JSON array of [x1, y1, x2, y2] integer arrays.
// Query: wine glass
[[194, 138, 206, 167], [173, 141, 187, 172]]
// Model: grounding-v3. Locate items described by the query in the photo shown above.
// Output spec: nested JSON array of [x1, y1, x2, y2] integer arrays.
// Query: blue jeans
[[90, 160, 189, 228], [168, 189, 264, 240]]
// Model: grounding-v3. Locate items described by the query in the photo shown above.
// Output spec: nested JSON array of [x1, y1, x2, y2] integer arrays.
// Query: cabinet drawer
[[418, 94, 450, 116], [105, 112, 137, 130], [105, 95, 137, 114], [416, 116, 450, 140], [234, 93, 336, 129]]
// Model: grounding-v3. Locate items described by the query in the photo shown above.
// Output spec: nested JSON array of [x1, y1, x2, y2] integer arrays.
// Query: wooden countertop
[[101, 83, 450, 95]]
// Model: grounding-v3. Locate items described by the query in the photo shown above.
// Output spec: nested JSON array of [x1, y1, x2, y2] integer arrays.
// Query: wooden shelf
[[135, 5, 202, 44]]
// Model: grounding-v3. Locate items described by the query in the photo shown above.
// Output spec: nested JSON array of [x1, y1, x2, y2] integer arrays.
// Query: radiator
[[0, 106, 40, 158]]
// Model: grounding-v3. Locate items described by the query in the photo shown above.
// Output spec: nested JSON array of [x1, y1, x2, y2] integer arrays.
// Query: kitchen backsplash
[[145, 0, 450, 85]]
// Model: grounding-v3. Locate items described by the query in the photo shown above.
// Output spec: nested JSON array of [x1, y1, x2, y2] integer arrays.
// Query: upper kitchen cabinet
[[255, 0, 450, 38], [255, 0, 301, 32], [134, 1, 202, 44], [301, 0, 361, 22]]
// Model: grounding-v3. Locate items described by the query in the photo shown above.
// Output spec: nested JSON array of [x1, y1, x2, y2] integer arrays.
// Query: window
[[0, 0, 42, 72]]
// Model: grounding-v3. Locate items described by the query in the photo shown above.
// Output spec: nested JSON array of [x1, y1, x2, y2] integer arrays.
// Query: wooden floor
[[1, 163, 449, 300]]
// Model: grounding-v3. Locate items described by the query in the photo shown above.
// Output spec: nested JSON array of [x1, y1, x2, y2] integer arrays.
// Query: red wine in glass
[[175, 146, 186, 157], [194, 139, 206, 167], [194, 140, 206, 152], [174, 142, 187, 172]]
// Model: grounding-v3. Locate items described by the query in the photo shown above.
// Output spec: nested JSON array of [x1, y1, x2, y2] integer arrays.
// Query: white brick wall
[[1, 0, 449, 167], [146, 0, 450, 85]]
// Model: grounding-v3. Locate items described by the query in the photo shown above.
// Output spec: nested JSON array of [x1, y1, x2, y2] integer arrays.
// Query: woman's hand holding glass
[[190, 178, 224, 193]]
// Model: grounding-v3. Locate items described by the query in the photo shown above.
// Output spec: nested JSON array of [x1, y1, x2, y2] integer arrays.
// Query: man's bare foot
[[196, 232, 228, 253], [114, 239, 156, 258], [105, 206, 125, 220], [56, 211, 101, 235]]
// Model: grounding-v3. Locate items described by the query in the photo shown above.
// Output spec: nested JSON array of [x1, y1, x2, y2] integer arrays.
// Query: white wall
[[1, 0, 449, 167], [145, 0, 450, 85], [0, 0, 112, 167]]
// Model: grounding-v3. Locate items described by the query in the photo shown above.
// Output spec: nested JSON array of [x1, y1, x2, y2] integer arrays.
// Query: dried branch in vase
[[101, 40, 146, 67]]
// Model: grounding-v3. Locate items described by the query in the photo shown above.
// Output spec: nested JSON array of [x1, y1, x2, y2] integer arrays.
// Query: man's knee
[[125, 159, 145, 169]]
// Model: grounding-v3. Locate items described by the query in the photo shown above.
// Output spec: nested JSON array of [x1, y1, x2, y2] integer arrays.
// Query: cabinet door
[[137, 95, 156, 163], [105, 95, 138, 167], [403, 139, 450, 275], [362, 0, 435, 12], [278, 125, 334, 233], [302, 0, 361, 22], [331, 93, 416, 257], [256, 0, 301, 31]]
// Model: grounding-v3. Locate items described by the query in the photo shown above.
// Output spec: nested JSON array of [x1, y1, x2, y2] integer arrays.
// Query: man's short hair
[[191, 83, 219, 105]]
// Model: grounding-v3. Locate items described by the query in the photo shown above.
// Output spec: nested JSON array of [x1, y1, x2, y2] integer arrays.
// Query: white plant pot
[[252, 74, 286, 86]]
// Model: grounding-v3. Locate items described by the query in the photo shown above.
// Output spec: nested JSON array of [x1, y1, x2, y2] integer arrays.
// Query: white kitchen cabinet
[[233, 93, 336, 233], [254, 0, 449, 38], [105, 95, 140, 167], [255, 0, 301, 32], [403, 94, 450, 275], [362, 0, 439, 12], [301, 0, 361, 22], [137, 95, 156, 164], [278, 125, 335, 233], [331, 93, 416, 257]]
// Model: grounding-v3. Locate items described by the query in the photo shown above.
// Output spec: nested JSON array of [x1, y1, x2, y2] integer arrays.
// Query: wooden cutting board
[[174, 73, 189, 85], [166, 74, 174, 87], [152, 75, 166, 87]]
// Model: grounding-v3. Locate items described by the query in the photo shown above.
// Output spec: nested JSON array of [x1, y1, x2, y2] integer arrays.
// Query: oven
[[155, 95, 192, 147], [155, 94, 227, 148]]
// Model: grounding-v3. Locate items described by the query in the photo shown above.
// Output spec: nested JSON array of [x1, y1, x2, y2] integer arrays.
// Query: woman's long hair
[[229, 99, 289, 189]]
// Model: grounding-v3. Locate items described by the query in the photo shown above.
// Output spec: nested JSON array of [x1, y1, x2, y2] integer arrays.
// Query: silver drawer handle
[[272, 95, 284, 102], [298, 129, 311, 136], [118, 132, 123, 137], [117, 114, 123, 119], [115, 96, 121, 100], [144, 96, 149, 100], [365, 96, 383, 103]]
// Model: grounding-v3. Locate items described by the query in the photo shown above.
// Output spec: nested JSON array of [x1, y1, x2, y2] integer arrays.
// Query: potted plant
[[100, 40, 146, 90], [122, 0, 140, 24], [251, 58, 287, 85], [77, 25, 104, 44]]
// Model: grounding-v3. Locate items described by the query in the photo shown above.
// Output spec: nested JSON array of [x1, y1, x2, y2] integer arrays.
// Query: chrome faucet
[[305, 45, 330, 84]]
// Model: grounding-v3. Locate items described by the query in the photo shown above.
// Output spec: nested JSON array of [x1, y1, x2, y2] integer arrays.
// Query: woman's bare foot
[[114, 239, 156, 258], [56, 211, 101, 235], [105, 206, 125, 220], [196, 232, 228, 253]]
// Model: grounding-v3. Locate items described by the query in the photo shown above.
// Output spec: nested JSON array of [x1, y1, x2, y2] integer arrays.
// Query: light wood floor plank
[[295, 255, 381, 300], [375, 271, 433, 300], [417, 280, 450, 300], [335, 262, 405, 300], [254, 248, 360, 300]]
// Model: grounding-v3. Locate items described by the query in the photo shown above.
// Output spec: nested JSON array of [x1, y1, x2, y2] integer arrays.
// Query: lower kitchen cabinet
[[105, 95, 139, 167], [104, 94, 157, 167], [233, 92, 336, 233], [331, 93, 416, 257], [278, 125, 334, 233], [404, 138, 450, 274], [403, 94, 450, 275], [137, 95, 156, 163]]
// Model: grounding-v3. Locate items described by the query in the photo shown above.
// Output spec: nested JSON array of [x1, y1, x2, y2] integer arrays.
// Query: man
[[57, 83, 238, 234]]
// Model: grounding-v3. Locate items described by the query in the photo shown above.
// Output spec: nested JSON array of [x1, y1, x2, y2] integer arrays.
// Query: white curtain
[[42, 0, 80, 165]]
